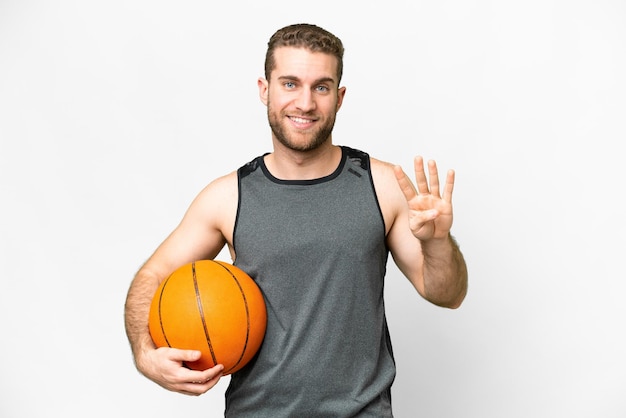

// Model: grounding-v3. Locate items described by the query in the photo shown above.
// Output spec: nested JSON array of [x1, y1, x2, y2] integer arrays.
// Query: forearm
[[421, 234, 468, 308], [124, 268, 160, 368]]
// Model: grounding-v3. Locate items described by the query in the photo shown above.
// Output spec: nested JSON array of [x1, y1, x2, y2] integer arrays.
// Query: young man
[[125, 23, 467, 417]]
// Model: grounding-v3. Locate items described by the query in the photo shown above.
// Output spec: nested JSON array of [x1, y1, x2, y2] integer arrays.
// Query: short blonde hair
[[264, 23, 344, 83]]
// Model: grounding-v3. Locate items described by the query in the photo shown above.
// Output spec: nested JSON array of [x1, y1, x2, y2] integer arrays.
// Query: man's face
[[258, 47, 346, 152]]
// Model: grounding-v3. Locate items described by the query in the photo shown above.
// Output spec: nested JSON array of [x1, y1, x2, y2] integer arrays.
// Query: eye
[[315, 85, 329, 93], [284, 81, 296, 89]]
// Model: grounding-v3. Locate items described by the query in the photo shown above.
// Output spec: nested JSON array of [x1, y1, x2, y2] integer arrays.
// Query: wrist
[[421, 232, 451, 245]]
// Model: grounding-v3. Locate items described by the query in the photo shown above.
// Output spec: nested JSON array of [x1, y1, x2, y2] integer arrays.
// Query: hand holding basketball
[[138, 346, 224, 396]]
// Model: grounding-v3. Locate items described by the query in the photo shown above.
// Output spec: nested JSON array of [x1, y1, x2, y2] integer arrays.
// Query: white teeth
[[290, 117, 311, 124]]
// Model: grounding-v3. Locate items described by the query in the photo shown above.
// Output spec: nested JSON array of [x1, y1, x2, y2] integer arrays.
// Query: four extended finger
[[401, 156, 456, 203]]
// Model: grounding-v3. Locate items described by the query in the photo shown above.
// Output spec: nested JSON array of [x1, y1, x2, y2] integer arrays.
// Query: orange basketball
[[148, 260, 267, 375]]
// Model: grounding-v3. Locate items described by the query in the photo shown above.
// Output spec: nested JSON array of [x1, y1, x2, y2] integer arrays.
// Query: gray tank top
[[227, 146, 395, 417]]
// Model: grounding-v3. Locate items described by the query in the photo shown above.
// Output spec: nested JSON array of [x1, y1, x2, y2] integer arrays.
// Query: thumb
[[171, 348, 202, 362]]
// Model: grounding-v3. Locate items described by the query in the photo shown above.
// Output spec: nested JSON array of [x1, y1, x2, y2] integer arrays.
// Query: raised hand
[[393, 156, 455, 242]]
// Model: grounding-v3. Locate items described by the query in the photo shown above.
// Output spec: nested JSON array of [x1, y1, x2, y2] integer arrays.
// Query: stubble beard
[[267, 101, 336, 153]]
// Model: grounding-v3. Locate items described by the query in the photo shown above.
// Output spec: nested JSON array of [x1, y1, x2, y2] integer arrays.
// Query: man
[[125, 23, 467, 417]]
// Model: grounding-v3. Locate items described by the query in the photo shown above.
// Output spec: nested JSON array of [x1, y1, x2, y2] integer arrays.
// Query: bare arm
[[124, 171, 238, 394], [418, 232, 467, 308], [376, 156, 467, 308]]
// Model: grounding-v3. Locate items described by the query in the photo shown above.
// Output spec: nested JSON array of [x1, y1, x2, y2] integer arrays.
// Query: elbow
[[447, 278, 468, 309], [430, 292, 466, 309], [448, 281, 468, 309], [425, 279, 468, 309], [444, 292, 466, 309]]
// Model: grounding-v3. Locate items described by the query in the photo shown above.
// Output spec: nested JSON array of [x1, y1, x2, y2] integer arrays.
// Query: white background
[[1, 1, 625, 417]]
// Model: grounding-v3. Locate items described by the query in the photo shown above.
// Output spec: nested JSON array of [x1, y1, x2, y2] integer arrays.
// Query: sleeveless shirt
[[226, 146, 395, 417]]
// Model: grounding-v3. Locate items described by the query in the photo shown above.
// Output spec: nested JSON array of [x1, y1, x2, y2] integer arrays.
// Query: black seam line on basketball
[[192, 262, 218, 366], [158, 276, 173, 348], [214, 261, 250, 373]]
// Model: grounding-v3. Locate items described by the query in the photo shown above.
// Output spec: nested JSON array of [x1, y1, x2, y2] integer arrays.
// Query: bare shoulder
[[141, 170, 240, 273], [184, 170, 239, 244], [198, 170, 238, 201], [369, 157, 403, 200], [369, 157, 407, 234], [194, 170, 239, 215], [369, 157, 396, 182]]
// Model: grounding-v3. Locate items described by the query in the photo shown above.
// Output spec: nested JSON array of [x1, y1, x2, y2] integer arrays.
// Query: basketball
[[148, 260, 267, 375]]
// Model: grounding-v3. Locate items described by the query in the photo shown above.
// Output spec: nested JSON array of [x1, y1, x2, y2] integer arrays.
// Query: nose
[[294, 88, 316, 113]]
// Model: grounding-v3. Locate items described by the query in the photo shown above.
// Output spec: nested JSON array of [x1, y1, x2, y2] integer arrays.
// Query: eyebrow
[[277, 75, 337, 85]]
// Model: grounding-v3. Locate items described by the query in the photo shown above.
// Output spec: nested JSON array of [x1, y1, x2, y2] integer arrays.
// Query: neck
[[264, 141, 342, 180]]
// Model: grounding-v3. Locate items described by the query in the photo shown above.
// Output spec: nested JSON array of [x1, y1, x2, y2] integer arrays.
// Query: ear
[[258, 77, 269, 106], [336, 86, 346, 112]]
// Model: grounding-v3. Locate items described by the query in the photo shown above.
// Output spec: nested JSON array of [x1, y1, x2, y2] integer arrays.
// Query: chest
[[236, 167, 388, 261]]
